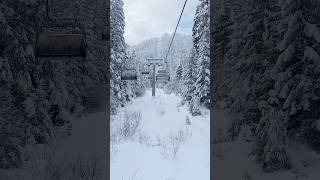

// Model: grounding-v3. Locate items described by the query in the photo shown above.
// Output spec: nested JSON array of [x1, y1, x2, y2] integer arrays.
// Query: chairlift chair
[[141, 69, 150, 75], [156, 70, 170, 82], [157, 70, 168, 74], [35, 0, 87, 59], [156, 75, 170, 81], [121, 69, 138, 80], [36, 33, 86, 57]]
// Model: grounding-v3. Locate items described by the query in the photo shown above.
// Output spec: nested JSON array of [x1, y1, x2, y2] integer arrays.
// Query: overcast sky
[[123, 0, 199, 46]]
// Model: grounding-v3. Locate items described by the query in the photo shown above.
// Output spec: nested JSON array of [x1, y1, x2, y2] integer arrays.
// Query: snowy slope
[[111, 89, 210, 180], [213, 108, 320, 180], [0, 112, 108, 180]]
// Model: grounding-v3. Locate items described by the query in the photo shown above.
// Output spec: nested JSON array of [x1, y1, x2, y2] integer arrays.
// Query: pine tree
[[212, 0, 232, 107], [0, 0, 55, 167], [110, 0, 129, 113], [254, 90, 290, 172], [182, 0, 210, 115], [269, 0, 320, 150], [175, 64, 183, 81], [0, 0, 108, 168], [181, 48, 197, 106], [194, 0, 210, 108]]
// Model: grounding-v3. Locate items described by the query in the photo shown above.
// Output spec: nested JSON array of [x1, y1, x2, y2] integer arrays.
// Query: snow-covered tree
[[270, 0, 320, 142], [217, 0, 320, 172], [110, 0, 129, 113], [253, 91, 290, 172], [212, 0, 232, 107], [182, 0, 210, 115], [0, 0, 108, 168], [175, 64, 183, 82]]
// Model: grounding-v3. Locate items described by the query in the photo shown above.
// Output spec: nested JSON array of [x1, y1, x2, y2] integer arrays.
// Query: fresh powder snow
[[111, 89, 210, 180]]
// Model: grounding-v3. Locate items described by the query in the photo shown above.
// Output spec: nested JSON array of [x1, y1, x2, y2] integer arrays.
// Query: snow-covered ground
[[213, 108, 320, 180], [111, 89, 210, 180], [0, 111, 108, 180]]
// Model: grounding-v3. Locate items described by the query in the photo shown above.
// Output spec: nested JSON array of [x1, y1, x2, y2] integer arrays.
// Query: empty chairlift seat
[[156, 75, 170, 82], [148, 75, 153, 80], [141, 69, 150, 75], [156, 70, 170, 81], [121, 69, 138, 80], [36, 33, 86, 57]]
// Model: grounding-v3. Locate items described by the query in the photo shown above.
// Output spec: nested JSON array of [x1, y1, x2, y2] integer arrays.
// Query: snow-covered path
[[111, 89, 210, 180]]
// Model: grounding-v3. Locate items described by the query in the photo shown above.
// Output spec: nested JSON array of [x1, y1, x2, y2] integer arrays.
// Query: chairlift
[[156, 70, 170, 82], [121, 69, 138, 80], [157, 70, 170, 77], [35, 0, 87, 59], [36, 33, 86, 57], [141, 69, 150, 75], [157, 70, 168, 74], [156, 75, 170, 82]]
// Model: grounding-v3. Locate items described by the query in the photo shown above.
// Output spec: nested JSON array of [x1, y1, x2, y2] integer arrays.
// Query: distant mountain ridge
[[129, 33, 192, 73]]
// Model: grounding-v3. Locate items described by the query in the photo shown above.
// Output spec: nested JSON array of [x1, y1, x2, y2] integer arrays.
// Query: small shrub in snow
[[67, 155, 102, 180], [25, 147, 68, 180], [242, 170, 252, 180], [213, 145, 224, 160], [0, 140, 23, 169], [185, 116, 191, 125], [160, 130, 188, 159], [118, 111, 142, 140], [23, 146, 103, 180], [214, 128, 227, 144], [137, 133, 152, 146], [122, 170, 141, 180]]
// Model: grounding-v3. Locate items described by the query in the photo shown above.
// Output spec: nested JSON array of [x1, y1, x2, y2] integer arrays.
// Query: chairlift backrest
[[141, 69, 150, 75], [157, 70, 168, 74], [37, 0, 87, 58], [36, 33, 86, 57], [121, 69, 137, 80], [156, 75, 170, 82], [157, 70, 170, 78]]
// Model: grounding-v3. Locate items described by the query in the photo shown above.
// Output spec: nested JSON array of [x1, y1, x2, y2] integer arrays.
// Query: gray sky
[[123, 0, 199, 46]]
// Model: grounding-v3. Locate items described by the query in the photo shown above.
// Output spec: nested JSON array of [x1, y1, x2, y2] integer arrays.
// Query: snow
[[213, 107, 320, 180], [303, 46, 320, 65], [0, 111, 109, 179], [316, 119, 320, 131], [111, 89, 210, 180], [23, 97, 36, 118], [303, 23, 320, 43]]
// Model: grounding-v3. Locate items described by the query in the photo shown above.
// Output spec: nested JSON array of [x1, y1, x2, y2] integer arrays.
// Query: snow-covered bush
[[213, 145, 224, 160], [160, 130, 188, 159], [0, 139, 22, 169], [137, 132, 152, 146], [118, 111, 142, 140], [22, 146, 102, 180], [214, 128, 227, 144], [185, 116, 191, 125], [67, 155, 102, 180], [242, 170, 252, 180], [301, 126, 320, 152]]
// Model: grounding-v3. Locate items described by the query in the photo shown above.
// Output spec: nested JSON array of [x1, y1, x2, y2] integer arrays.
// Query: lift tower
[[147, 58, 163, 96]]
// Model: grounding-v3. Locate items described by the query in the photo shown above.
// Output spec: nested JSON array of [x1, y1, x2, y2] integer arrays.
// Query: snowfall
[[110, 89, 210, 180]]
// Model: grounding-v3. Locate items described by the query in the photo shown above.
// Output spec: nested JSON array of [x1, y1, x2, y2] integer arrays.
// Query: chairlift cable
[[164, 0, 188, 63]]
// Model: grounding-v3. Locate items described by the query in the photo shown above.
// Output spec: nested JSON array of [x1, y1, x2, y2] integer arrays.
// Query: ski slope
[[111, 89, 210, 180]]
